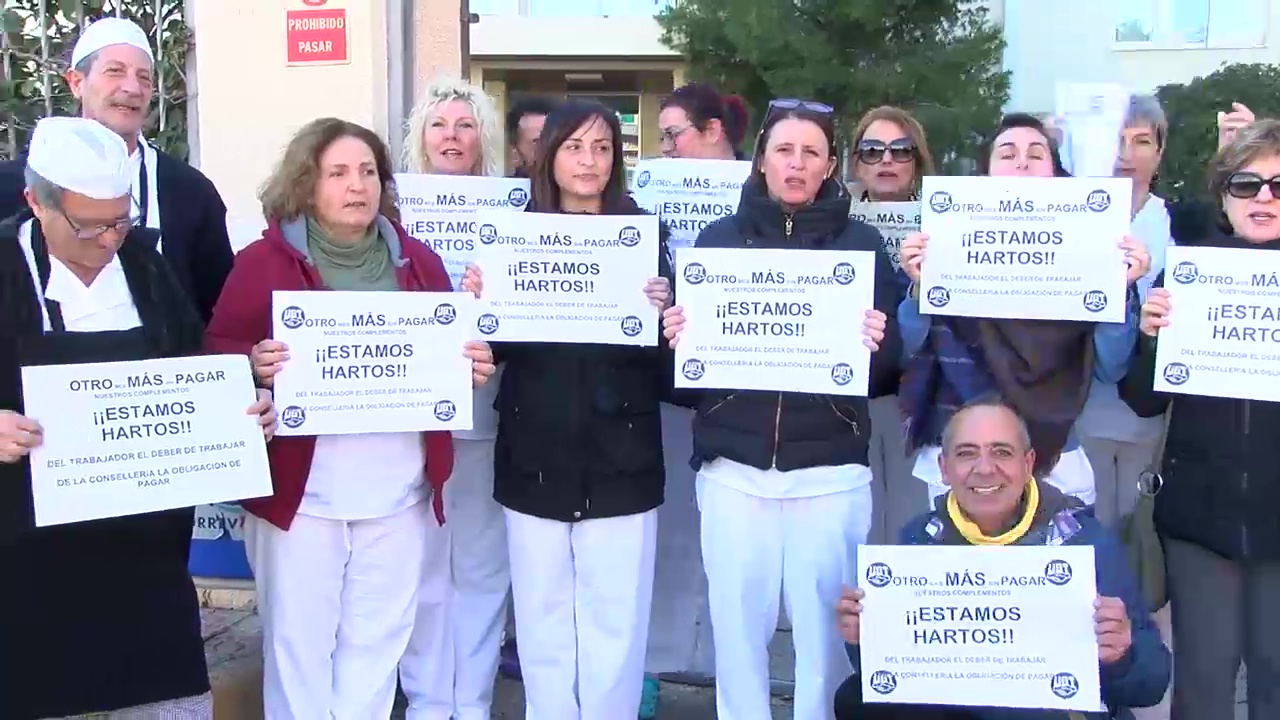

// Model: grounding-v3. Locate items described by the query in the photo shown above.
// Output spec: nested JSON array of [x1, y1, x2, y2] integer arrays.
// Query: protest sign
[[395, 173, 531, 287], [272, 290, 476, 436], [674, 247, 876, 395], [471, 208, 661, 345], [1056, 82, 1129, 178], [857, 544, 1100, 712], [21, 355, 272, 527], [919, 176, 1132, 322], [1153, 245, 1280, 402], [851, 201, 920, 271], [631, 158, 751, 251]]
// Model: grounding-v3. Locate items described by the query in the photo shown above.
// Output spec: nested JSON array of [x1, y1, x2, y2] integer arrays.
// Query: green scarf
[[305, 217, 398, 291]]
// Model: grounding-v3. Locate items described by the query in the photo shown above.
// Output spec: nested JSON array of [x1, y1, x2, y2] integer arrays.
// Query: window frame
[[1111, 0, 1270, 51]]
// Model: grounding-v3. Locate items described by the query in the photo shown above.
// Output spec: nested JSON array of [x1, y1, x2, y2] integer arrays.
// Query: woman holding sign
[[1121, 119, 1280, 720], [661, 99, 903, 720], [897, 113, 1149, 510], [485, 99, 675, 720], [399, 76, 517, 720], [205, 118, 497, 719]]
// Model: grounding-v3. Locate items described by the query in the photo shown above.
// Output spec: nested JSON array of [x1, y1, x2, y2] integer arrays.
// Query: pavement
[[200, 594, 1246, 719]]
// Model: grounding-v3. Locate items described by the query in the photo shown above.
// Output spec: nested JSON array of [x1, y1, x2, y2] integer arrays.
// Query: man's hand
[[0, 410, 42, 463], [1095, 596, 1132, 665]]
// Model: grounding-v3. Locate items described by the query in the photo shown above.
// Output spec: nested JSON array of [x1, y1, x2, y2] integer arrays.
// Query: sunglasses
[[856, 139, 916, 164], [1225, 172, 1280, 200], [768, 98, 835, 114]]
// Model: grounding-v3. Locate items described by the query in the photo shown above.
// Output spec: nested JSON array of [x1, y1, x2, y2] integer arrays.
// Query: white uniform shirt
[[18, 219, 142, 333]]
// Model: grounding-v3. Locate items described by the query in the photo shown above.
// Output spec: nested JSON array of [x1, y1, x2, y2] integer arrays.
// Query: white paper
[[851, 201, 921, 270], [674, 247, 876, 396], [858, 545, 1100, 711], [21, 355, 272, 527], [1055, 82, 1130, 178], [1153, 245, 1280, 401], [630, 158, 752, 252], [272, 290, 476, 436], [919, 176, 1132, 322], [471, 209, 661, 346], [395, 173, 531, 286]]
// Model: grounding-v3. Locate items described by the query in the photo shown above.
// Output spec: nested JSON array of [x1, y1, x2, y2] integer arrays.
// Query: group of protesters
[[0, 12, 1276, 720]]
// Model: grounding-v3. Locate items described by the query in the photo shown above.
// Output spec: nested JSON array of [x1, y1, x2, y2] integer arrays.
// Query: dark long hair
[[976, 113, 1070, 177], [661, 82, 750, 152], [529, 99, 633, 213]]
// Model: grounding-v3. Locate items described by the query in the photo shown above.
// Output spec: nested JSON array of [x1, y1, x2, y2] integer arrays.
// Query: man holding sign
[[835, 399, 1169, 719], [0, 118, 276, 720]]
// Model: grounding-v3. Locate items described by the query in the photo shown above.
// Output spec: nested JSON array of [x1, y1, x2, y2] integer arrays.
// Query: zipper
[[785, 214, 793, 240], [1242, 399, 1251, 557], [829, 399, 861, 436], [770, 393, 783, 469], [705, 392, 738, 415]]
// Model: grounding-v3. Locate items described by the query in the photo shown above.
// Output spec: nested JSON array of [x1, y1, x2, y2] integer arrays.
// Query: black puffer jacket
[[491, 197, 674, 522], [1120, 231, 1280, 562], [684, 175, 901, 473]]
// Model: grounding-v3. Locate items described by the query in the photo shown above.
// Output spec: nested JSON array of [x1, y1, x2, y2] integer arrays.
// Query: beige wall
[[192, 0, 392, 251], [414, 0, 462, 99]]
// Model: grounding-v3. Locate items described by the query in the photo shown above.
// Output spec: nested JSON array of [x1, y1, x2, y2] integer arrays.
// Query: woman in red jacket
[[205, 117, 495, 719]]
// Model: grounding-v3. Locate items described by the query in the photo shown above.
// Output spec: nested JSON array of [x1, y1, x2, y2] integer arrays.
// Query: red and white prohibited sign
[[286, 8, 349, 65]]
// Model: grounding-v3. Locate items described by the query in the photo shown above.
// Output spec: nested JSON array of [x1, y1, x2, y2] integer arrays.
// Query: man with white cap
[[0, 16, 234, 324], [0, 117, 276, 720]]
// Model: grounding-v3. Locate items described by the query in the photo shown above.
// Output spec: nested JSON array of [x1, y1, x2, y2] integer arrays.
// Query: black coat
[[0, 145, 234, 324], [491, 198, 675, 522], [681, 175, 902, 473], [1120, 231, 1280, 563]]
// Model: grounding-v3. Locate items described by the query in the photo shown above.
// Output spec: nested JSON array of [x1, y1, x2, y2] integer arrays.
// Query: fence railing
[[0, 0, 189, 161]]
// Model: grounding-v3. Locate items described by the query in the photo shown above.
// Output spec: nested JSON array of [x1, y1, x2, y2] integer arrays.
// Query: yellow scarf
[[946, 479, 1040, 546]]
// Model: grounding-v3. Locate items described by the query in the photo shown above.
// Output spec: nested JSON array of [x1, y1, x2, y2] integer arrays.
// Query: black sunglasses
[[1225, 172, 1280, 200], [856, 139, 916, 165], [768, 98, 834, 114]]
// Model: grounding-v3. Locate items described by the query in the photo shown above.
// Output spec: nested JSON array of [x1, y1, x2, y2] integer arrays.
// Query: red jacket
[[205, 218, 456, 530]]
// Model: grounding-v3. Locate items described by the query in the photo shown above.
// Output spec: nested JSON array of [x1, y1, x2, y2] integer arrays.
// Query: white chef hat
[[27, 117, 133, 201], [70, 17, 154, 69]]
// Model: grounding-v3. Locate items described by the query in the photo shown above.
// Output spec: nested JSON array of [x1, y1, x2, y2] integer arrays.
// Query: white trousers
[[699, 476, 873, 720], [646, 403, 716, 676], [401, 439, 510, 720], [245, 504, 429, 720], [506, 507, 658, 720]]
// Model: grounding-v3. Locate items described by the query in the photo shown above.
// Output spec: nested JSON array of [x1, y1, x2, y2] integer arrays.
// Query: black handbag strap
[[1142, 401, 1174, 494]]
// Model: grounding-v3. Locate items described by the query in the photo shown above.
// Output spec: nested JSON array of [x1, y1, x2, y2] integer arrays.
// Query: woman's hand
[[645, 276, 672, 311], [0, 410, 42, 463], [464, 340, 496, 388], [246, 388, 278, 443], [1120, 236, 1150, 286], [862, 309, 887, 352], [900, 232, 927, 284], [250, 340, 289, 388], [837, 586, 864, 645], [661, 306, 686, 349], [461, 263, 484, 298], [1095, 596, 1132, 665], [1139, 288, 1171, 337], [1218, 102, 1255, 149]]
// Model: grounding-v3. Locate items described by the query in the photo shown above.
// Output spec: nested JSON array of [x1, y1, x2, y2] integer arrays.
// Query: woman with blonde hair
[[847, 106, 935, 544], [205, 117, 494, 717], [398, 76, 513, 720]]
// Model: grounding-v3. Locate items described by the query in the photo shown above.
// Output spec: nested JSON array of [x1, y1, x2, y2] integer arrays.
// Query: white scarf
[[135, 137, 162, 249]]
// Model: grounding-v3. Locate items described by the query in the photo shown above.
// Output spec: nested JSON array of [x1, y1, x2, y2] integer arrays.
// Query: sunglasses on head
[[1225, 172, 1280, 199], [856, 139, 916, 164], [768, 98, 835, 114]]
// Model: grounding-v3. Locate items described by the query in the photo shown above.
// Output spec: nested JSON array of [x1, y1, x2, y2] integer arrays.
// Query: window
[[1114, 0, 1268, 47]]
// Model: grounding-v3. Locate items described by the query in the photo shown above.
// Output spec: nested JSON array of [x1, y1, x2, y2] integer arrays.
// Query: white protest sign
[[1153, 245, 1280, 401], [674, 247, 875, 396], [631, 158, 751, 250], [919, 176, 1131, 322], [851, 201, 921, 270], [1056, 82, 1129, 179], [395, 173, 531, 286], [471, 208, 661, 346], [21, 355, 272, 527], [272, 290, 476, 436], [858, 544, 1100, 711]]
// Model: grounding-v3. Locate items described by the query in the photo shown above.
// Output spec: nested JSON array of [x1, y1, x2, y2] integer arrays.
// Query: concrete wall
[[470, 14, 677, 57]]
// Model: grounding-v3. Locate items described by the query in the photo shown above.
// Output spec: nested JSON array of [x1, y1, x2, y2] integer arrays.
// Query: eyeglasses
[[659, 124, 693, 145], [768, 98, 834, 114], [60, 210, 140, 240], [856, 139, 916, 165], [1225, 172, 1280, 200]]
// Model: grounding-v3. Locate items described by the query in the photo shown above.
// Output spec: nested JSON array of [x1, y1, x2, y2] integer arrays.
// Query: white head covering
[[27, 117, 133, 201], [70, 17, 154, 69]]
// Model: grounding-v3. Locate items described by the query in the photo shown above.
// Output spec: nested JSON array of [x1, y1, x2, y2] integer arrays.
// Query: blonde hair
[[403, 76, 503, 177]]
